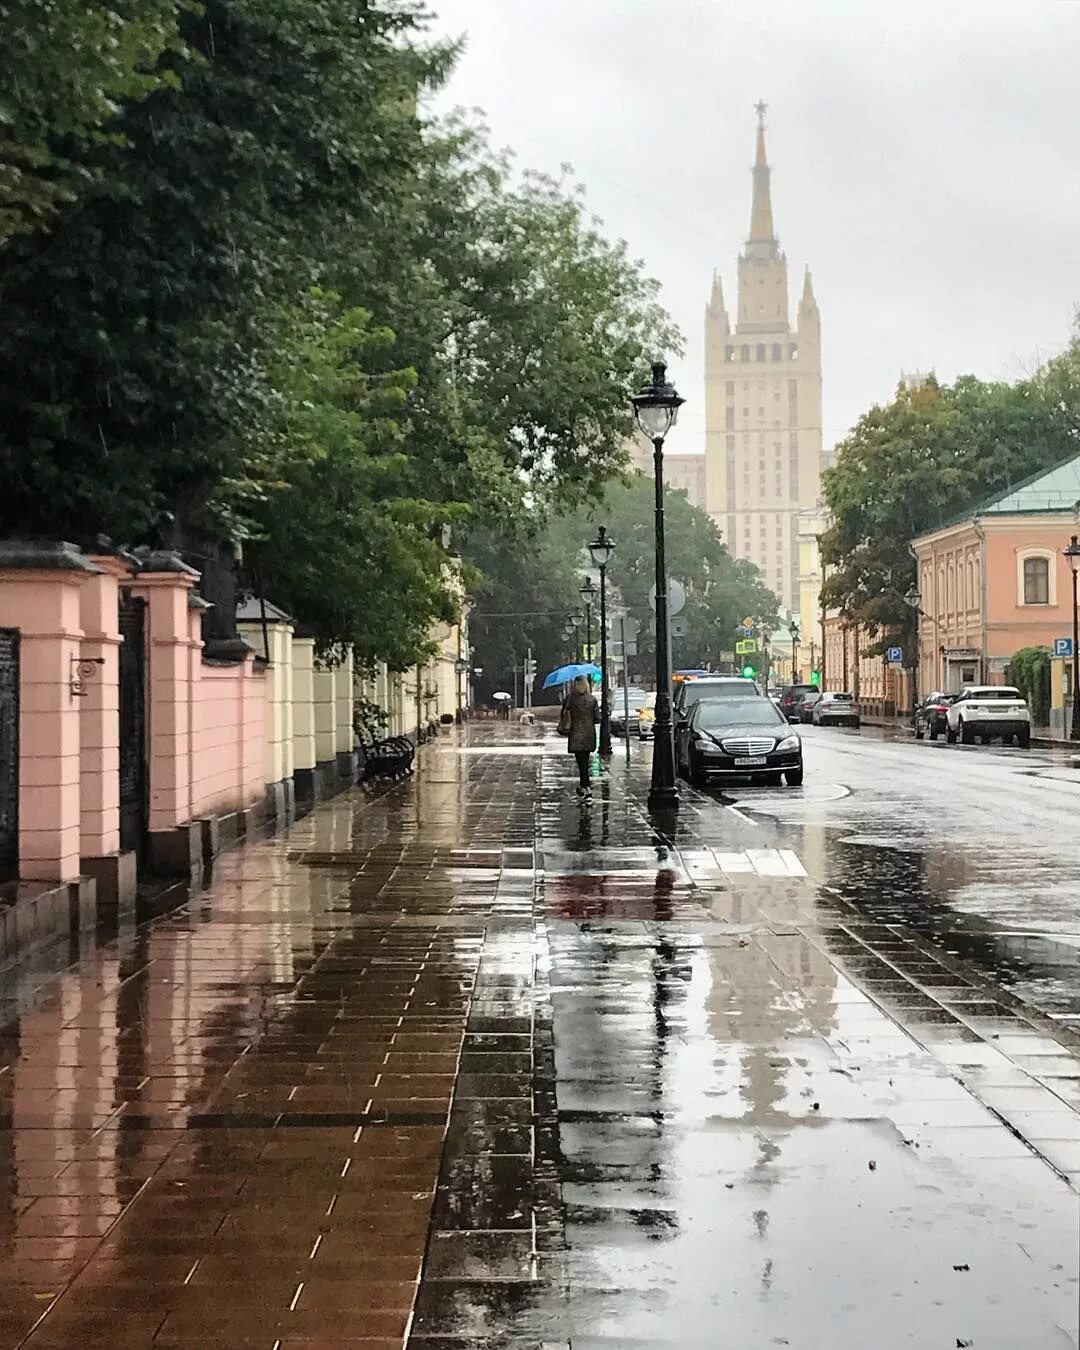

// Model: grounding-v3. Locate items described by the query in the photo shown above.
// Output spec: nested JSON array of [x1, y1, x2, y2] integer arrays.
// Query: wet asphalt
[[0, 720, 1077, 1348]]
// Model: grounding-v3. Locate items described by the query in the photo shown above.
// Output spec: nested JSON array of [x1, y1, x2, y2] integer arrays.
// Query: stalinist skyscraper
[[704, 105, 822, 611]]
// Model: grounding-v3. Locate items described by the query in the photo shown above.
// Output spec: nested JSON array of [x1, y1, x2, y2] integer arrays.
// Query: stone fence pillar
[[292, 636, 317, 808]]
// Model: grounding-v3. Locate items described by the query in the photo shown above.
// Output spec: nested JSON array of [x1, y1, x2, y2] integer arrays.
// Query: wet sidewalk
[[0, 723, 1077, 1348]]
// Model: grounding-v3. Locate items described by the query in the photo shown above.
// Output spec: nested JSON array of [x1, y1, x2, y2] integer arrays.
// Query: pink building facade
[[912, 455, 1080, 696]]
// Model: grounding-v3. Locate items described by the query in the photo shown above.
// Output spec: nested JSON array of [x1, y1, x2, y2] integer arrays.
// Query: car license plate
[[734, 756, 767, 766]]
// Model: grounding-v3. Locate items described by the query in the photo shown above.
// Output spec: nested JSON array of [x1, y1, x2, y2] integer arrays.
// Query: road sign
[[1054, 637, 1074, 658], [671, 617, 688, 638], [648, 578, 686, 617], [886, 645, 903, 665], [581, 644, 597, 662], [742, 615, 755, 630], [734, 638, 758, 656]]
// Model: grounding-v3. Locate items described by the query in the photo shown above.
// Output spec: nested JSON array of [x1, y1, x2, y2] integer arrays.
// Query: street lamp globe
[[1065, 535, 1080, 572], [903, 582, 921, 609], [588, 525, 615, 570], [631, 361, 685, 444], [579, 577, 597, 606]]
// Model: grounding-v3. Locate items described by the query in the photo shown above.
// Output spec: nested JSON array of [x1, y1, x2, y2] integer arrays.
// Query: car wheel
[[1017, 729, 1031, 749], [961, 722, 975, 745], [915, 727, 924, 740], [946, 727, 957, 744], [785, 766, 804, 786]]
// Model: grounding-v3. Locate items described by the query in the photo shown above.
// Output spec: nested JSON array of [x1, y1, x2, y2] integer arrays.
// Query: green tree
[[0, 0, 194, 241]]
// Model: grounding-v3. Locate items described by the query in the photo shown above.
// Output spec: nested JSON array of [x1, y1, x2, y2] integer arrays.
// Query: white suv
[[945, 685, 1031, 748]]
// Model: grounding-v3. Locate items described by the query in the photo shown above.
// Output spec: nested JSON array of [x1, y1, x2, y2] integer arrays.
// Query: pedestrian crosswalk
[[709, 848, 807, 877]]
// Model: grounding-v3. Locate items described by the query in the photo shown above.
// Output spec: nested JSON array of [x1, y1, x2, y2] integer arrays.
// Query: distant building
[[627, 432, 706, 511], [899, 369, 934, 392], [704, 104, 823, 611]]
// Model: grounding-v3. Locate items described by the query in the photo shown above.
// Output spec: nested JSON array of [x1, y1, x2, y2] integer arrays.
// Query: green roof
[[979, 451, 1080, 516], [915, 450, 1080, 541]]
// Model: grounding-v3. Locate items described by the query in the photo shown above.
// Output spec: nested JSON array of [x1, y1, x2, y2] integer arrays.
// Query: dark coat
[[563, 690, 600, 754]]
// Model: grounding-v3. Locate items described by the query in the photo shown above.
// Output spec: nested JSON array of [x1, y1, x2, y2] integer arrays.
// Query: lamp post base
[[1070, 692, 1080, 741], [647, 784, 680, 811]]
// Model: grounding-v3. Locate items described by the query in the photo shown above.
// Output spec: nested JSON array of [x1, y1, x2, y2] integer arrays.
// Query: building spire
[[800, 266, 816, 308], [748, 101, 776, 245]]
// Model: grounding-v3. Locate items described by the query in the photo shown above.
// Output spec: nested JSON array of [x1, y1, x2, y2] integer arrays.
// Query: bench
[[356, 726, 415, 781]]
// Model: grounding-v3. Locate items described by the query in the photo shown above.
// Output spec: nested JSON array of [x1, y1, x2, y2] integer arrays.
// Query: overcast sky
[[425, 0, 1080, 454]]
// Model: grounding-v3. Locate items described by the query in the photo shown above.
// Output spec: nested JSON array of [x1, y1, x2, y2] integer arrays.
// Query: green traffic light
[[810, 670, 821, 687], [740, 664, 756, 678]]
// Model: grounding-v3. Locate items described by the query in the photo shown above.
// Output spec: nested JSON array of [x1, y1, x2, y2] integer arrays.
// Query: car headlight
[[775, 734, 800, 752]]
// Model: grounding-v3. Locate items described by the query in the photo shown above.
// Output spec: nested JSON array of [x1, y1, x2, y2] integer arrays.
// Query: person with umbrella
[[558, 674, 601, 797]]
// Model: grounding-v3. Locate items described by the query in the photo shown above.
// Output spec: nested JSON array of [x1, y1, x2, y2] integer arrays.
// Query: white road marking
[[713, 849, 808, 877], [725, 805, 758, 826]]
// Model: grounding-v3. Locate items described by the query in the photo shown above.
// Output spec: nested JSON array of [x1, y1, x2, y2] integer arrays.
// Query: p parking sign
[[886, 645, 903, 665], [1054, 637, 1074, 658]]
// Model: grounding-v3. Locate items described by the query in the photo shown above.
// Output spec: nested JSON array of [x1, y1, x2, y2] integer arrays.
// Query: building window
[[1020, 553, 1052, 606], [726, 407, 735, 430], [725, 346, 735, 362], [789, 344, 798, 359], [772, 343, 782, 361], [726, 380, 735, 397], [756, 344, 766, 362], [741, 345, 750, 362], [726, 435, 735, 451]]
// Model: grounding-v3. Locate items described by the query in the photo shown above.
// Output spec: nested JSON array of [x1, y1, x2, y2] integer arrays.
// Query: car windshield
[[695, 698, 785, 729]]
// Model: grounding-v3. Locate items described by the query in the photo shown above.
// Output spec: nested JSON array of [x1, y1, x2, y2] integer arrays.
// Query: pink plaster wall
[[983, 526, 1074, 656], [189, 661, 265, 818]]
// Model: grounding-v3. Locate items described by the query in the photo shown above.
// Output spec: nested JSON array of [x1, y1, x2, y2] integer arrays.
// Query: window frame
[[1016, 549, 1055, 607]]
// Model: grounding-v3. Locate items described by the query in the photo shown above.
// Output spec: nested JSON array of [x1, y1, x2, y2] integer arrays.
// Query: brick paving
[[0, 724, 1077, 1347]]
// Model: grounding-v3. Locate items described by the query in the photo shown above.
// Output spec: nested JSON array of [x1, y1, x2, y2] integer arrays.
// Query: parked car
[[675, 696, 803, 788], [777, 683, 820, 722], [673, 675, 763, 724], [796, 690, 822, 723], [946, 685, 1031, 747], [637, 690, 657, 740], [913, 691, 956, 741], [812, 691, 861, 728], [610, 688, 649, 736]]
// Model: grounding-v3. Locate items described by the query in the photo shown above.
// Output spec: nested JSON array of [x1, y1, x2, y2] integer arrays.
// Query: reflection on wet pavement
[[0, 722, 1075, 1347]]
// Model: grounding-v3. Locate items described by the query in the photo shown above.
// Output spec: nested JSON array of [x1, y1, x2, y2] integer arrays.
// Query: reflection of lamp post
[[631, 361, 685, 812], [579, 577, 597, 663], [588, 526, 616, 756], [1064, 536, 1080, 741]]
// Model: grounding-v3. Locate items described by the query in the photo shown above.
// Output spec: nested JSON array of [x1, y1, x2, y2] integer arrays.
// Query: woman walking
[[560, 674, 601, 796]]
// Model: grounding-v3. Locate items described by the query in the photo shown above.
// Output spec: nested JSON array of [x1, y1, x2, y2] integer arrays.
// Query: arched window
[[789, 344, 798, 360], [756, 343, 766, 362], [772, 343, 782, 360], [725, 345, 735, 362], [967, 559, 976, 609], [740, 345, 750, 363]]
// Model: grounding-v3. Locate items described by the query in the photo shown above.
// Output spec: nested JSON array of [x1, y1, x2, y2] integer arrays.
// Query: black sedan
[[913, 691, 956, 741], [675, 697, 803, 788]]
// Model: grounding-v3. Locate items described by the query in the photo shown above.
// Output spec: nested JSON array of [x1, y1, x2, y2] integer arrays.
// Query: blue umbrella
[[542, 662, 601, 690]]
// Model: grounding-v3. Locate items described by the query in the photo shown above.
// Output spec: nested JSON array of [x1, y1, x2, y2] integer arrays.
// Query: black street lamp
[[579, 577, 597, 664], [1065, 536, 1080, 741], [790, 619, 801, 683], [903, 581, 921, 711], [588, 526, 616, 756], [631, 360, 685, 811]]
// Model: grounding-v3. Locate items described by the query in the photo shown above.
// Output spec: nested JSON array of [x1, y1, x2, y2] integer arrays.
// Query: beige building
[[628, 432, 706, 511], [704, 107, 823, 611]]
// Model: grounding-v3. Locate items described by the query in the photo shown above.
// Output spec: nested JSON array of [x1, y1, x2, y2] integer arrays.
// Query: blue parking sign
[[886, 645, 903, 664], [1054, 637, 1074, 658]]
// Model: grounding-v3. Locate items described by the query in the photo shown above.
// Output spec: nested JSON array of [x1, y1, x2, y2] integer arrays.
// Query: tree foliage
[[821, 372, 1079, 655], [1007, 646, 1051, 727], [469, 476, 779, 700], [0, 0, 677, 669]]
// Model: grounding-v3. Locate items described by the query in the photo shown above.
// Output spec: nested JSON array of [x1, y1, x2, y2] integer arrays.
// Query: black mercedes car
[[675, 696, 803, 788], [913, 691, 956, 741]]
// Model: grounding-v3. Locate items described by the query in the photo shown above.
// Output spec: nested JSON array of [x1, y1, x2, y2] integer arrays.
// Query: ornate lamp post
[[1064, 536, 1080, 741], [579, 578, 597, 664], [588, 526, 616, 756], [790, 619, 801, 684], [903, 581, 921, 711], [631, 361, 685, 811]]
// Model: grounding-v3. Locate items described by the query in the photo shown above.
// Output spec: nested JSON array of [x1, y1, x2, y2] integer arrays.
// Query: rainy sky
[[425, 0, 1080, 454]]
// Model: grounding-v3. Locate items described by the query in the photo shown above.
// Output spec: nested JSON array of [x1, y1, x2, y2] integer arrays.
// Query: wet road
[[718, 724, 1080, 1023], [0, 722, 1077, 1348]]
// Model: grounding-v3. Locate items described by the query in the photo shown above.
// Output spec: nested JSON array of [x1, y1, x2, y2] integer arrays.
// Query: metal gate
[[0, 629, 18, 882], [118, 593, 147, 858]]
